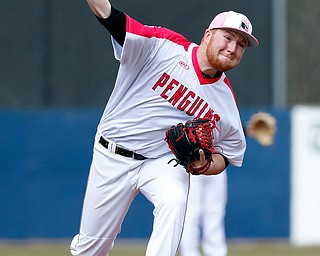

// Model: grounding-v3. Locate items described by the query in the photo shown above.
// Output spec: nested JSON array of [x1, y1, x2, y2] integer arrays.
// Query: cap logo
[[239, 19, 249, 32]]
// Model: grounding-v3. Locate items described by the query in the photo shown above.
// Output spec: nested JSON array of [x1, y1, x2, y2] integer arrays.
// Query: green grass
[[0, 242, 69, 256], [0, 240, 319, 256], [227, 243, 320, 256]]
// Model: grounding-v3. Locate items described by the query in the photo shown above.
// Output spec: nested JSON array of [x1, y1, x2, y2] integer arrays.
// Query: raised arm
[[87, 0, 126, 46], [87, 0, 112, 19]]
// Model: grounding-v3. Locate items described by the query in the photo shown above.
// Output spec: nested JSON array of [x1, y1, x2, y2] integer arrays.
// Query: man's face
[[206, 29, 247, 72]]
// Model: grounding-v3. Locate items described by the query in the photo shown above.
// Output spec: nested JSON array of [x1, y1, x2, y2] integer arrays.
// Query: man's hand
[[190, 150, 227, 175]]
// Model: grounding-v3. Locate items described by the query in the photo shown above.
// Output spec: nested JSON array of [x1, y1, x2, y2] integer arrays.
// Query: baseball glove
[[246, 112, 277, 146], [165, 118, 216, 175]]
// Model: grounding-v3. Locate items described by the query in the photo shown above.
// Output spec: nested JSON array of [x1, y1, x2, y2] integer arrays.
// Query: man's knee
[[70, 233, 114, 256]]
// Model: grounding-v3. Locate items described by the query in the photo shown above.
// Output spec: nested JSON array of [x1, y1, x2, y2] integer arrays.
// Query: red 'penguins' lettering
[[177, 91, 195, 111], [161, 79, 179, 99], [186, 96, 203, 116], [152, 73, 220, 120], [152, 73, 170, 90], [168, 85, 188, 106]]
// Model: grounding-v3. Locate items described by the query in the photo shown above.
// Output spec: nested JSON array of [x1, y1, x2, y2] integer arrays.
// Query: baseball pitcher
[[70, 1, 259, 255]]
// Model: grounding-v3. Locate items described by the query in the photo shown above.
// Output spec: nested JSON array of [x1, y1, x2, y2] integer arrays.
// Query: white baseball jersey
[[98, 15, 246, 166]]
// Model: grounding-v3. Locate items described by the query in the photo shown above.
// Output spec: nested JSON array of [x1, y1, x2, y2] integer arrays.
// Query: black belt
[[99, 136, 147, 160]]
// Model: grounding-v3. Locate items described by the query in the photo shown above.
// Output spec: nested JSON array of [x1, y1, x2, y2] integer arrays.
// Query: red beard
[[206, 49, 237, 72]]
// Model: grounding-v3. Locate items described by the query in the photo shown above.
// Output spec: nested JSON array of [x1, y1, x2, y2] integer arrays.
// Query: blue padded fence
[[0, 107, 290, 239]]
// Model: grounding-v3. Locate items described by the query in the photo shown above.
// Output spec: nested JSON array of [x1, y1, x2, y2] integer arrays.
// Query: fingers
[[198, 149, 206, 164], [191, 149, 207, 168]]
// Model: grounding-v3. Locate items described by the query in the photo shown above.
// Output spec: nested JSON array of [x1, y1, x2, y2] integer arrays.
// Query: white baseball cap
[[208, 11, 259, 47]]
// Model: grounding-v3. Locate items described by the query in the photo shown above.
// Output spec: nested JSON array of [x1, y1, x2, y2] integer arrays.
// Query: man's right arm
[[87, 0, 126, 46], [87, 0, 112, 19]]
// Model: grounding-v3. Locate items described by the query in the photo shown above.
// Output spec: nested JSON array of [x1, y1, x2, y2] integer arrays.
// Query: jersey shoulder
[[126, 15, 192, 50]]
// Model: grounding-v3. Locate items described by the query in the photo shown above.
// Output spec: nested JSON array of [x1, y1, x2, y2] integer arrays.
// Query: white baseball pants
[[70, 134, 189, 256]]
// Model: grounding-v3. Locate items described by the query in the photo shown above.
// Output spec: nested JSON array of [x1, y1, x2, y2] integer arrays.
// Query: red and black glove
[[165, 118, 216, 175]]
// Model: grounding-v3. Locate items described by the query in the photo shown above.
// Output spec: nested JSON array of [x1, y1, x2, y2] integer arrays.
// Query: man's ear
[[203, 29, 213, 44]]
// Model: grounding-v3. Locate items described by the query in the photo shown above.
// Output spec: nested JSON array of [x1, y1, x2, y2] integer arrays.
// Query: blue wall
[[226, 108, 290, 238], [0, 107, 290, 239]]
